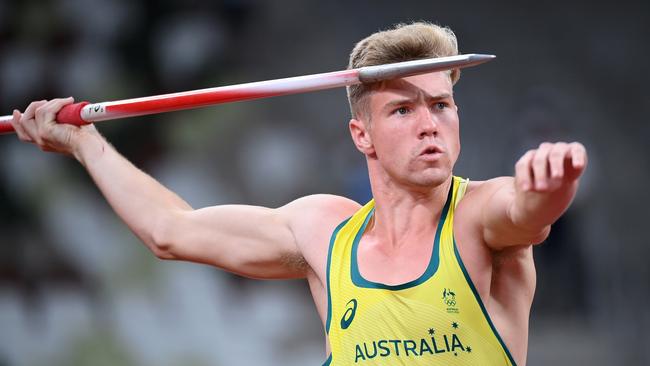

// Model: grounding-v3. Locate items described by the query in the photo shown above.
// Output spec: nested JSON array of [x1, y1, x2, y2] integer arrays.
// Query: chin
[[410, 170, 451, 188]]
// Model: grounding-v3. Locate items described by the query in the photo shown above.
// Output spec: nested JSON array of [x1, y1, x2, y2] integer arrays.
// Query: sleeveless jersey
[[323, 176, 516, 365]]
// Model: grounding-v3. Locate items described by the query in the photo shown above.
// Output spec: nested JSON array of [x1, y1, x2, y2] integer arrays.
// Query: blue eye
[[435, 102, 447, 110], [395, 106, 410, 115]]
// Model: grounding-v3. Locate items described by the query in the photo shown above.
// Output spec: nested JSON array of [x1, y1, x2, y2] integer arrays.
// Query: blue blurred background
[[1, 0, 649, 365]]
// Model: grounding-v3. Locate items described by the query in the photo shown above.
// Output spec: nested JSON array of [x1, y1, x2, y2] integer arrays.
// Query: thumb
[[42, 97, 76, 126]]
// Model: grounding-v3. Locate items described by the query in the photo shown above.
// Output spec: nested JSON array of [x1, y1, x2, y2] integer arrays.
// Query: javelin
[[0, 54, 494, 135]]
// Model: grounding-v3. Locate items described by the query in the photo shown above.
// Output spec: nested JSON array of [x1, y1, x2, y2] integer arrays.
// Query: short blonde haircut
[[347, 22, 460, 119]]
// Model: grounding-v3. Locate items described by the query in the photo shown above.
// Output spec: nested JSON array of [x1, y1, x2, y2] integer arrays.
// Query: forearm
[[73, 131, 191, 256], [509, 179, 579, 232]]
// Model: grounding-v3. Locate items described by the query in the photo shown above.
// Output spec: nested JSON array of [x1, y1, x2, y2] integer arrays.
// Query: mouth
[[419, 145, 443, 156], [417, 144, 445, 163]]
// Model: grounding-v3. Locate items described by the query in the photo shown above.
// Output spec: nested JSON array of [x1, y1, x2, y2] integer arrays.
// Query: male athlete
[[9, 22, 587, 365]]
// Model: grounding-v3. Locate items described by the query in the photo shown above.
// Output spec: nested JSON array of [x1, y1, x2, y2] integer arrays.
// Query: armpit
[[281, 252, 310, 275]]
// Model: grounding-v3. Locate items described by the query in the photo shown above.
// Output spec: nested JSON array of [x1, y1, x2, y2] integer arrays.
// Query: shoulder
[[281, 193, 361, 215], [278, 193, 361, 235], [279, 194, 362, 274], [458, 176, 514, 216], [285, 194, 361, 229], [464, 176, 513, 199], [279, 194, 361, 232]]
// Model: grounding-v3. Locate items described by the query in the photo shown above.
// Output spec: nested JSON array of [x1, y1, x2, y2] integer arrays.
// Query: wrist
[[512, 181, 577, 229], [72, 129, 105, 166]]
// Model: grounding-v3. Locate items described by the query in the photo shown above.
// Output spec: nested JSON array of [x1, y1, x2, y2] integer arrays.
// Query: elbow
[[150, 244, 176, 260], [149, 212, 182, 260], [149, 232, 175, 260]]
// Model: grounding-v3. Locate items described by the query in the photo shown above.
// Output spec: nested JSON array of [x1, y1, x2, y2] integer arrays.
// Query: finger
[[22, 100, 47, 121], [20, 109, 43, 144], [515, 150, 535, 191], [10, 110, 33, 143], [569, 142, 587, 170], [531, 143, 552, 191], [11, 109, 21, 123], [35, 97, 75, 125], [547, 142, 568, 189], [563, 142, 587, 182], [19, 100, 48, 143]]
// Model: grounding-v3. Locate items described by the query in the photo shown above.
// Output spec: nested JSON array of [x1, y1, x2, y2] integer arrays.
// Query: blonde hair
[[347, 22, 460, 119]]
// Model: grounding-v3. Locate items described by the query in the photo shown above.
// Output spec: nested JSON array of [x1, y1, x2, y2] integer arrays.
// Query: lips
[[419, 144, 443, 156]]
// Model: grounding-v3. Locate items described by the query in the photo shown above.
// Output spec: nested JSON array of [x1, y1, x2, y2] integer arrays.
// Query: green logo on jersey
[[442, 288, 456, 306], [341, 299, 358, 330], [442, 288, 459, 314]]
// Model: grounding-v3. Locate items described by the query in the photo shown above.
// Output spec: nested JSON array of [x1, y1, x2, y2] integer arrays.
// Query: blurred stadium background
[[1, 0, 648, 365]]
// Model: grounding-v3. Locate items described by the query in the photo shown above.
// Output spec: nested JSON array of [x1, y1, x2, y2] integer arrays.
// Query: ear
[[349, 118, 374, 155]]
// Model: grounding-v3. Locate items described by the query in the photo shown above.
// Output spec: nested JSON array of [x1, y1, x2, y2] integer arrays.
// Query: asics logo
[[340, 299, 358, 330]]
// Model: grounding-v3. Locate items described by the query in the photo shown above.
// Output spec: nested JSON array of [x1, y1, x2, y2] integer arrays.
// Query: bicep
[[163, 204, 303, 279]]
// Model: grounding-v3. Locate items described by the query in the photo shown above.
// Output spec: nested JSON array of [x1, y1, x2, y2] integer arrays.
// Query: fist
[[515, 142, 587, 192], [11, 97, 97, 156]]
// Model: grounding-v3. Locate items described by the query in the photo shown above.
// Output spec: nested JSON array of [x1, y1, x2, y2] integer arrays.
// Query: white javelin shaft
[[0, 54, 495, 133]]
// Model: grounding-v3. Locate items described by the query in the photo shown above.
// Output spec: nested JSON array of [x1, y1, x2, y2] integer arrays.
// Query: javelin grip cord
[[56, 102, 90, 126]]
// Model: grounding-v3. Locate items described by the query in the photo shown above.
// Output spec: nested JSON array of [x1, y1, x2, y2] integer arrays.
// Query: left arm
[[477, 142, 588, 249]]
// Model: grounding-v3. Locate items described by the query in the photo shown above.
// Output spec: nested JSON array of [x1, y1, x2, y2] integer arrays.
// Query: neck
[[367, 174, 452, 249]]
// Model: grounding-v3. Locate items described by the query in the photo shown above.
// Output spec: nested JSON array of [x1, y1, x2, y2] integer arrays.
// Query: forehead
[[369, 72, 453, 107]]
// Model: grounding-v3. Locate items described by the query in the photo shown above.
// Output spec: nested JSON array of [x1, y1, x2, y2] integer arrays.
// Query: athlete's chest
[[326, 231, 516, 366], [355, 237, 436, 285]]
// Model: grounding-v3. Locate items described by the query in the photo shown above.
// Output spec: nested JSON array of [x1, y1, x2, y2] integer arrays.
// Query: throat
[[356, 234, 436, 286], [351, 180, 452, 287]]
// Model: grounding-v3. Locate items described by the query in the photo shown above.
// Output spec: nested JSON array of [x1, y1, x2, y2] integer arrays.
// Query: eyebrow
[[382, 93, 453, 111]]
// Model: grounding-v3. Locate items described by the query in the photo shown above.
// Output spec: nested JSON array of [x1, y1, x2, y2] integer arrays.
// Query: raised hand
[[515, 142, 587, 193]]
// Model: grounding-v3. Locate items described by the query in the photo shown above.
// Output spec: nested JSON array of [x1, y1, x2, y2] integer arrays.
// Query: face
[[349, 72, 460, 189]]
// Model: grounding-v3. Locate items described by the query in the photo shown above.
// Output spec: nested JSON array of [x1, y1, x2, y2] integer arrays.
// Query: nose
[[417, 109, 438, 139]]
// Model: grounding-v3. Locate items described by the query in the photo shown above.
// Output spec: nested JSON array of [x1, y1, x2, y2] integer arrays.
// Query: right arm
[[75, 132, 307, 279], [11, 98, 356, 279]]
